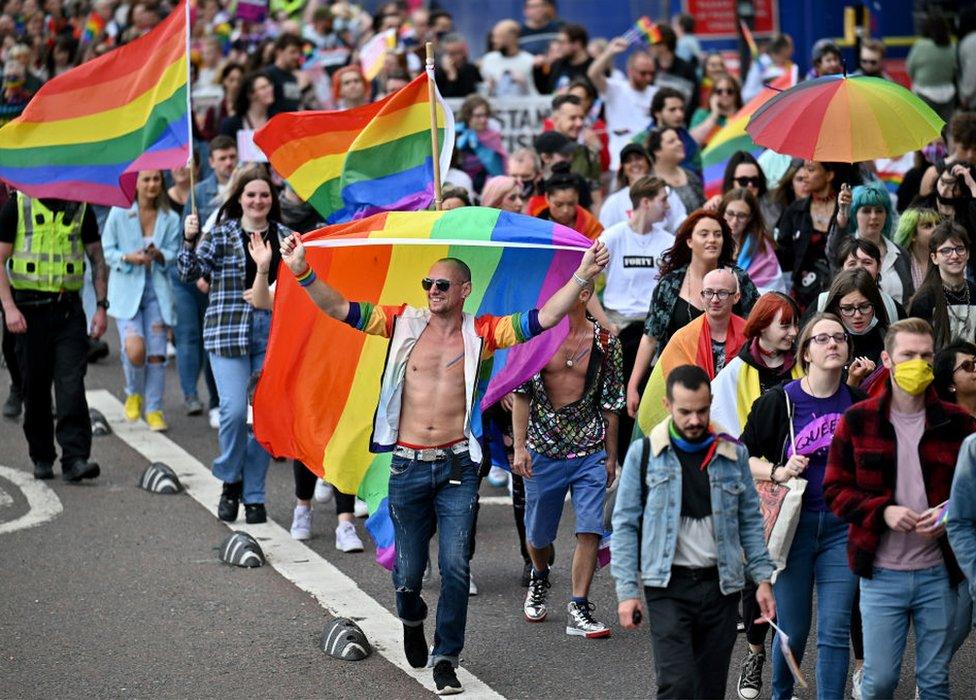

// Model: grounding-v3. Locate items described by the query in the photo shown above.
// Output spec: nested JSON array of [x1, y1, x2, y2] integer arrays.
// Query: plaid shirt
[[177, 218, 291, 357], [824, 384, 976, 583], [516, 321, 625, 459]]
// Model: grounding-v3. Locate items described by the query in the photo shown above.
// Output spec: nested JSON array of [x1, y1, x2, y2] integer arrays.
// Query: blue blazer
[[102, 203, 182, 325]]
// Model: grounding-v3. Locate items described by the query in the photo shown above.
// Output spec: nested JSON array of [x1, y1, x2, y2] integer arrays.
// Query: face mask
[[847, 314, 879, 336], [892, 358, 934, 396], [923, 142, 947, 163]]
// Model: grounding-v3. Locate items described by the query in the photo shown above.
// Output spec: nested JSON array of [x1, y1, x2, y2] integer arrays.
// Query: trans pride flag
[[255, 71, 454, 224], [0, 0, 189, 206], [253, 208, 590, 567]]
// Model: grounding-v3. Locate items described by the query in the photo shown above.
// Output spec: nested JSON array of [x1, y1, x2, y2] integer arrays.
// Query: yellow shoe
[[146, 410, 168, 432], [124, 394, 143, 422]]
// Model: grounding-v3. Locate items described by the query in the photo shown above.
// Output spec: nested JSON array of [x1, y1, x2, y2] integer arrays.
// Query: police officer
[[0, 191, 108, 481]]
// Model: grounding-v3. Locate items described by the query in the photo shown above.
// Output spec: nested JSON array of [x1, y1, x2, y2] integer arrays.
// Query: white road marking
[[0, 465, 63, 535], [0, 485, 12, 507], [87, 390, 504, 699]]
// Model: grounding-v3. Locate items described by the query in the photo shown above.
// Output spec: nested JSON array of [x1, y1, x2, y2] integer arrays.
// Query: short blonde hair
[[884, 318, 934, 356]]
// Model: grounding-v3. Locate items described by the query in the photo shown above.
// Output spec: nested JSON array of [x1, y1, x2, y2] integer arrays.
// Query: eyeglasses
[[809, 332, 849, 345], [421, 278, 453, 292], [724, 210, 751, 222], [701, 289, 735, 300], [955, 358, 976, 374], [860, 58, 880, 66], [838, 302, 873, 317], [937, 245, 968, 258], [470, 112, 489, 118], [713, 88, 735, 96], [734, 176, 762, 188]]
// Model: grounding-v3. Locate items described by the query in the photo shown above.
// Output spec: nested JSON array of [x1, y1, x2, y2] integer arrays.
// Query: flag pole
[[184, 0, 197, 216], [425, 41, 442, 211]]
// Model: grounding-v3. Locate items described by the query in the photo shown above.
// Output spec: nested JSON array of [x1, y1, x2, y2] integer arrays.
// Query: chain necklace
[[564, 330, 591, 368], [945, 281, 973, 337]]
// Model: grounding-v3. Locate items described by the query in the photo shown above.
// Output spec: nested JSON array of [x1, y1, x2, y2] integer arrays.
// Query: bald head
[[492, 19, 520, 51], [702, 268, 739, 321], [703, 268, 737, 292]]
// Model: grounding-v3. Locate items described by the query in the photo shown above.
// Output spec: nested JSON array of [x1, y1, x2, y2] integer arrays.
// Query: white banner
[[445, 95, 552, 155]]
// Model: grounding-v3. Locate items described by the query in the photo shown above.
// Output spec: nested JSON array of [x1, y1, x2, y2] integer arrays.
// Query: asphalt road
[[1, 325, 974, 698]]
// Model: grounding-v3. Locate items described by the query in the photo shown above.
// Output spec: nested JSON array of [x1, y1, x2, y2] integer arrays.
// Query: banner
[[445, 95, 552, 155]]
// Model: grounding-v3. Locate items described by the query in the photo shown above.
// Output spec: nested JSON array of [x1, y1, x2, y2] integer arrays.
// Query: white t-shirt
[[479, 51, 538, 96], [602, 76, 656, 171], [598, 220, 675, 320], [598, 185, 687, 234]]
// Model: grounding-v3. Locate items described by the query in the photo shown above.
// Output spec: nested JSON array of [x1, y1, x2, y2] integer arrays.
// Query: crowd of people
[[5, 0, 976, 697]]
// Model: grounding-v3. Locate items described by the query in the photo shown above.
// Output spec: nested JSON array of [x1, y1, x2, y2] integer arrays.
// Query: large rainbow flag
[[255, 71, 454, 224], [700, 66, 798, 197], [0, 0, 189, 207], [253, 208, 590, 567]]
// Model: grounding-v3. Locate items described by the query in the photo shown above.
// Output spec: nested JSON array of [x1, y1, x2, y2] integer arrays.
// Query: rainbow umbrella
[[746, 75, 944, 163]]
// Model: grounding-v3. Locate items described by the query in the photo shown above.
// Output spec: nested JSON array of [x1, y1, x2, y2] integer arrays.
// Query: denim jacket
[[948, 434, 976, 601], [611, 418, 774, 601]]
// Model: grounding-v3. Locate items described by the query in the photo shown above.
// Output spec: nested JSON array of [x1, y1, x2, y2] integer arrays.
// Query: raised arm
[[280, 232, 350, 320], [247, 231, 275, 311], [537, 241, 609, 330], [587, 36, 628, 94]]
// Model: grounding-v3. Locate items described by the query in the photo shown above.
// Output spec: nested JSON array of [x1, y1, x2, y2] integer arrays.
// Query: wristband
[[294, 265, 313, 282], [297, 269, 317, 288], [572, 272, 590, 288], [770, 462, 782, 483]]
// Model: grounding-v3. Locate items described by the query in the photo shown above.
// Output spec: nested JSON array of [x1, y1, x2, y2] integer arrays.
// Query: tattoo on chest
[[445, 351, 465, 369]]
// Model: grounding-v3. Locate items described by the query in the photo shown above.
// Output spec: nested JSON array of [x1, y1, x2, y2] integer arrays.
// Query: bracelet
[[297, 269, 317, 288], [770, 462, 781, 483], [571, 272, 590, 288], [294, 264, 312, 280]]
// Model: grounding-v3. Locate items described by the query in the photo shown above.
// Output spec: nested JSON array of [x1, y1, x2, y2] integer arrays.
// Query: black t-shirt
[[264, 64, 302, 113], [434, 63, 483, 98], [0, 197, 100, 245], [674, 442, 711, 519], [239, 224, 284, 288], [547, 56, 593, 93]]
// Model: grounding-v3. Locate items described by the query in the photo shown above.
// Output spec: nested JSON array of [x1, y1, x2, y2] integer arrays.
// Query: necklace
[[945, 281, 973, 337], [564, 330, 591, 367], [802, 376, 835, 399]]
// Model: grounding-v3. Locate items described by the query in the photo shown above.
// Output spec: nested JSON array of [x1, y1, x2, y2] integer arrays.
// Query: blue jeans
[[207, 310, 270, 504], [116, 274, 169, 413], [170, 268, 218, 408], [772, 510, 857, 700], [860, 564, 954, 700], [388, 452, 479, 668]]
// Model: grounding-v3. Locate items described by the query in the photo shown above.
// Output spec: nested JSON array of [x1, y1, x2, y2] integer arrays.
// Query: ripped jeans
[[388, 451, 479, 668], [116, 276, 169, 413]]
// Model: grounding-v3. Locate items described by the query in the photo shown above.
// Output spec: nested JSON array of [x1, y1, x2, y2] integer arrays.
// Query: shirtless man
[[512, 280, 624, 638], [279, 233, 608, 695]]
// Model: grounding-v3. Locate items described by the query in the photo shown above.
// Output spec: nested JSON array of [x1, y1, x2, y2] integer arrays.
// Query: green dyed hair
[[893, 207, 942, 249], [849, 182, 895, 241]]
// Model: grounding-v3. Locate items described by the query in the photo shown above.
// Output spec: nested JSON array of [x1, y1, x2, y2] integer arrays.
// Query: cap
[[619, 143, 650, 163]]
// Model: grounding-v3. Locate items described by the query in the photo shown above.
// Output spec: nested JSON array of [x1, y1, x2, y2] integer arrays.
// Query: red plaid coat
[[824, 384, 976, 583]]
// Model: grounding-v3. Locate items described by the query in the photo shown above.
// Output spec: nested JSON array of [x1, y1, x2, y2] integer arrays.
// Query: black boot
[[87, 337, 109, 363], [244, 503, 267, 524], [2, 384, 22, 419], [218, 481, 242, 522], [33, 460, 54, 480], [62, 459, 100, 482]]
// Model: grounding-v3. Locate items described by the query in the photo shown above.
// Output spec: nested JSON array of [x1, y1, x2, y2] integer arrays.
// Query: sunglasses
[[955, 358, 976, 374], [713, 88, 735, 95], [734, 176, 762, 188], [421, 278, 453, 292]]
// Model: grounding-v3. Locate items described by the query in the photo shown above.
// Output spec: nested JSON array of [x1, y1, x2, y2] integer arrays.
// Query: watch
[[96, 299, 110, 310]]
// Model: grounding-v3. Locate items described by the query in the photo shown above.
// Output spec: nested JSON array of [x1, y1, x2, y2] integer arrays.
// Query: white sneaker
[[335, 521, 364, 552], [313, 479, 334, 504], [290, 505, 312, 540], [354, 498, 369, 518], [166, 341, 177, 358], [469, 571, 478, 596], [208, 407, 220, 429], [487, 465, 509, 488], [850, 667, 862, 700]]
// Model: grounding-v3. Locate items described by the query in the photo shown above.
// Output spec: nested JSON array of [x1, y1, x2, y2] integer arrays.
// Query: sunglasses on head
[[734, 176, 762, 188], [421, 277, 453, 292]]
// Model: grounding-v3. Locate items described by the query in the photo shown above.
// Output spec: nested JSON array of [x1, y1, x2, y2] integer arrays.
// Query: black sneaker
[[62, 459, 100, 482], [218, 482, 242, 522], [433, 660, 462, 695], [403, 622, 428, 668], [737, 648, 765, 700], [2, 384, 22, 419], [244, 503, 267, 524], [33, 461, 54, 480]]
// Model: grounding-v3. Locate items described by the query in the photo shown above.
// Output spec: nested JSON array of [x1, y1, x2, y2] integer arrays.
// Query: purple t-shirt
[[784, 380, 856, 512]]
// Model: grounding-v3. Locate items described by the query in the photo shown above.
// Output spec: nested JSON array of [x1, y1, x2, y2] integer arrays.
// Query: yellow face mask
[[892, 358, 934, 396]]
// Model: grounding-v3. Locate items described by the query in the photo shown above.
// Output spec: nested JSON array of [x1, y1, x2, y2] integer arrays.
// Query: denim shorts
[[523, 449, 607, 548]]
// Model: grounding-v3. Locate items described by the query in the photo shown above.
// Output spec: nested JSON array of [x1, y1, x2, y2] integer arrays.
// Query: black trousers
[[645, 568, 739, 700], [13, 294, 91, 466], [1, 311, 21, 391], [618, 321, 645, 453], [293, 460, 355, 514], [741, 580, 770, 646]]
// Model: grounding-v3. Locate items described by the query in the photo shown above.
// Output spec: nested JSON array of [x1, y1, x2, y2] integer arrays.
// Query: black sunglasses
[[955, 358, 976, 374], [734, 176, 762, 188], [421, 278, 453, 292]]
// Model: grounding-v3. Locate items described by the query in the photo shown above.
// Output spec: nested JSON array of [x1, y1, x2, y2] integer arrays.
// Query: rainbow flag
[[255, 71, 454, 224], [740, 20, 759, 59], [360, 28, 397, 81], [80, 11, 106, 44], [700, 66, 797, 197], [253, 207, 590, 567], [624, 16, 661, 46], [0, 0, 189, 207]]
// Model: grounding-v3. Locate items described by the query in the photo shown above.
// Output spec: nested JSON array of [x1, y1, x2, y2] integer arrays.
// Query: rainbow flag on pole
[[359, 28, 397, 80], [255, 71, 454, 224], [623, 16, 661, 46], [0, 0, 189, 207], [700, 66, 797, 197], [80, 11, 107, 44], [253, 208, 590, 567]]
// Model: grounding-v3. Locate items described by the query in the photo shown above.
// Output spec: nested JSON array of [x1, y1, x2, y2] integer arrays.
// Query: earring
[[950, 385, 957, 393]]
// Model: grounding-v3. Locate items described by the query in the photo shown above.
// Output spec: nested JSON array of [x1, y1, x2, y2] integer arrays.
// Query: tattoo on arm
[[86, 242, 108, 299]]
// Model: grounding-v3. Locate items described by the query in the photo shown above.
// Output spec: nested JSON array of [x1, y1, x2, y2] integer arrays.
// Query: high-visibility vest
[[7, 193, 87, 292]]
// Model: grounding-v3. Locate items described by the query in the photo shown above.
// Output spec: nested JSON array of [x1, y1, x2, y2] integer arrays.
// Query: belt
[[671, 565, 719, 581], [11, 289, 80, 306], [392, 440, 470, 462]]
